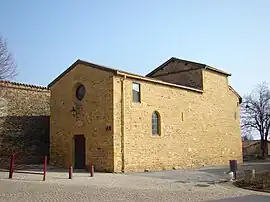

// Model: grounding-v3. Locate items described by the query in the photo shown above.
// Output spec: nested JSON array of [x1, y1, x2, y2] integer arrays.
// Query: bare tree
[[0, 35, 17, 80], [241, 82, 270, 157]]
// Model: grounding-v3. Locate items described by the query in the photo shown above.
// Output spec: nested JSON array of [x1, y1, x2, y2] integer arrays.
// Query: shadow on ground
[[206, 195, 270, 202], [127, 161, 270, 184], [1, 161, 270, 185]]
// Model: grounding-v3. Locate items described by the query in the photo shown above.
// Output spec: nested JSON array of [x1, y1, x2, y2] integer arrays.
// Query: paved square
[[0, 170, 270, 201]]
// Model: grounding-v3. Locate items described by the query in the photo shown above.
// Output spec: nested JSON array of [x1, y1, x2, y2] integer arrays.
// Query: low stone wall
[[0, 81, 50, 168]]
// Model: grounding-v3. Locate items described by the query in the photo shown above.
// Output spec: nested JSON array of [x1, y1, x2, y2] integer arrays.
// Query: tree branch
[[241, 82, 270, 156], [0, 35, 17, 80]]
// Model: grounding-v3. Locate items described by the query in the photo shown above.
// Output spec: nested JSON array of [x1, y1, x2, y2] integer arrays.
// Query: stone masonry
[[49, 58, 243, 173], [113, 70, 242, 172], [49, 64, 114, 172], [146, 58, 204, 90], [0, 81, 50, 167]]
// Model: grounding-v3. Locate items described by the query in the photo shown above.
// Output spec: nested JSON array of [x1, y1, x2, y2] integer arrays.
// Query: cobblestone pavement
[[0, 171, 270, 202]]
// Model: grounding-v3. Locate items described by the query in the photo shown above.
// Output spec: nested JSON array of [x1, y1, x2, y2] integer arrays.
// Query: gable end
[[146, 57, 231, 77], [48, 60, 118, 88]]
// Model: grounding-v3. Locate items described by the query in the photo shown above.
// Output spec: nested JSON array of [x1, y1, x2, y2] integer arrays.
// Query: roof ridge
[[0, 80, 49, 90], [146, 57, 231, 77]]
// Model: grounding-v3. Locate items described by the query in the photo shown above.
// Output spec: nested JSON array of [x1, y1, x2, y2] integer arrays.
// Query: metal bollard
[[69, 166, 73, 179], [9, 153, 15, 179], [43, 156, 47, 181], [229, 160, 237, 179], [90, 165, 94, 177]]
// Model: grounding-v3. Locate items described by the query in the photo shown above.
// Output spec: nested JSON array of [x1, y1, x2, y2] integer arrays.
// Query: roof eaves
[[47, 59, 118, 88], [117, 71, 203, 93], [146, 57, 176, 77], [229, 85, 242, 104], [173, 57, 206, 68], [77, 59, 119, 74], [205, 65, 231, 76], [48, 59, 80, 88], [146, 57, 206, 77], [146, 57, 231, 77]]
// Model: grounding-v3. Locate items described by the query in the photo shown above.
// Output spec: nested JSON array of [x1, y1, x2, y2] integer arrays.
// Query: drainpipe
[[120, 75, 126, 172]]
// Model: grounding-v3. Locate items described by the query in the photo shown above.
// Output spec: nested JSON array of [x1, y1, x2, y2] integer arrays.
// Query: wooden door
[[74, 135, 85, 169]]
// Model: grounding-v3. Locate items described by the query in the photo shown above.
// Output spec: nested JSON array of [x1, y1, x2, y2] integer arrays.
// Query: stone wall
[[49, 64, 114, 172], [147, 60, 203, 90], [113, 69, 242, 172], [49, 60, 242, 173], [0, 81, 50, 167]]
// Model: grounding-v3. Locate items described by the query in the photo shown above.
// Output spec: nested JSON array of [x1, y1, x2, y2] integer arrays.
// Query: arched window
[[152, 111, 160, 136]]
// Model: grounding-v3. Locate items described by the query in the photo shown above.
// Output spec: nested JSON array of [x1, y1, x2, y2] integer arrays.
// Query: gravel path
[[0, 171, 270, 201]]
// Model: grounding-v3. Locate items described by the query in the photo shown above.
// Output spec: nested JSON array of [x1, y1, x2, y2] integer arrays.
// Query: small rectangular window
[[132, 83, 141, 103]]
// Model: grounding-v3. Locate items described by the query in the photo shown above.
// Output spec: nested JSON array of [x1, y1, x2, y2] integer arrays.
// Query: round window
[[75, 84, 85, 101]]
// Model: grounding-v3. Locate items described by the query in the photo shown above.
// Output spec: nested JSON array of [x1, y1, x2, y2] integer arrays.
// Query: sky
[[0, 1, 269, 97]]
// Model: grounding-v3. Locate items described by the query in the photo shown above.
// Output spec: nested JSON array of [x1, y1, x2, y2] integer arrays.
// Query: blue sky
[[0, 1, 269, 96]]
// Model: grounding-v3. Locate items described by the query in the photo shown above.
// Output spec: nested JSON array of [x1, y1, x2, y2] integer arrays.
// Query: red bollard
[[69, 166, 73, 179], [90, 165, 94, 177], [43, 156, 47, 181], [9, 153, 15, 179]]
